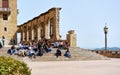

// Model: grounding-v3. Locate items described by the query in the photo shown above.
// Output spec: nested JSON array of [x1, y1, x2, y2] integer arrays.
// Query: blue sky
[[17, 0, 120, 49]]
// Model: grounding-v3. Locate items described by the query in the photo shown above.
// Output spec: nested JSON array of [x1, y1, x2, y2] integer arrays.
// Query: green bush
[[0, 56, 31, 75]]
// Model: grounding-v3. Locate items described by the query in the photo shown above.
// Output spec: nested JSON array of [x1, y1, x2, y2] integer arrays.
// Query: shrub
[[0, 56, 31, 75]]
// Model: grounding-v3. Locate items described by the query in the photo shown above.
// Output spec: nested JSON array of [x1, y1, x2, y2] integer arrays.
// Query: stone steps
[[0, 47, 108, 61], [69, 47, 108, 60]]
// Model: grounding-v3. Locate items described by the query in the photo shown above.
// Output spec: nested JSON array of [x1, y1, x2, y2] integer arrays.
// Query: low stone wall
[[92, 50, 120, 58]]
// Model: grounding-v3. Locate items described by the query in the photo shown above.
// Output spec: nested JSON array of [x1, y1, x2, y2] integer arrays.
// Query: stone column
[[31, 28, 34, 41], [43, 16, 49, 39], [53, 8, 61, 41], [26, 26, 29, 41], [37, 25, 41, 41], [66, 30, 77, 47], [48, 20, 50, 39], [44, 21, 48, 39]]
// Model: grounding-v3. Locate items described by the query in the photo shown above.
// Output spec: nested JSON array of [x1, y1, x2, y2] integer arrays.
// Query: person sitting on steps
[[55, 47, 62, 58], [7, 45, 16, 55], [29, 46, 36, 59], [64, 48, 71, 58]]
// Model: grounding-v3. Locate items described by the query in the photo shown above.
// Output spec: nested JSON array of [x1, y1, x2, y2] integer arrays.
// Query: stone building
[[0, 0, 17, 45]]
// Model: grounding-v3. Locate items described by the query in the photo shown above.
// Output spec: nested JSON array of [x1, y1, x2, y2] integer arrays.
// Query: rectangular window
[[3, 14, 8, 20], [2, 0, 9, 8], [4, 27, 7, 31]]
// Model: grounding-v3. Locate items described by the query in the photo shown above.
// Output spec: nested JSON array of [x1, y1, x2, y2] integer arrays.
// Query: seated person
[[24, 49, 30, 56], [21, 43, 25, 49], [48, 45, 52, 52], [24, 44, 29, 50], [64, 48, 71, 58], [53, 41, 59, 48], [29, 48, 36, 58], [38, 47, 44, 56], [18, 42, 22, 49], [7, 49, 11, 54], [18, 49, 27, 57], [55, 48, 61, 58], [7, 45, 16, 55], [44, 44, 49, 53]]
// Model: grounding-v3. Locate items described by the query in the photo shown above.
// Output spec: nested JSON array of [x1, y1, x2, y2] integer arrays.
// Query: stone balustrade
[[92, 50, 120, 58]]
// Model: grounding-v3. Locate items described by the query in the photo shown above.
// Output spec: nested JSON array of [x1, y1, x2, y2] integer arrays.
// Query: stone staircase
[[0, 47, 108, 62], [69, 47, 108, 60]]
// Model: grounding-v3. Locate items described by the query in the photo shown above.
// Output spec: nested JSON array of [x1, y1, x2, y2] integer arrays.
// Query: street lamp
[[104, 23, 108, 50]]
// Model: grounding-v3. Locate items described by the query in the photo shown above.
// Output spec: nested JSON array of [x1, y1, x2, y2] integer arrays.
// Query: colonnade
[[17, 8, 61, 43]]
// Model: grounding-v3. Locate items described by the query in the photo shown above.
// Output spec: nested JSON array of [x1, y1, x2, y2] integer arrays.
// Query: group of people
[[55, 47, 71, 58], [7, 38, 71, 59]]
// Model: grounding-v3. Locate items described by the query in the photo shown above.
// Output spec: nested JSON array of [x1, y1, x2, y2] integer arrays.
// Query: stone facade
[[67, 30, 77, 47], [0, 0, 17, 45], [17, 8, 61, 43]]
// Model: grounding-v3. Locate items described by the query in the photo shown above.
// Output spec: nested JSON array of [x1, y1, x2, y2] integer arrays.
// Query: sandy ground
[[27, 58, 120, 75]]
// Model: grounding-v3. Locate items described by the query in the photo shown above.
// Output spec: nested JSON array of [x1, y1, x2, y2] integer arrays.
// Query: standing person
[[2, 36, 5, 46], [0, 40, 3, 48]]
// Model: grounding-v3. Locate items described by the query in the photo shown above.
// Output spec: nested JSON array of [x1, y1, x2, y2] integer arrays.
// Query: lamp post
[[104, 24, 108, 50]]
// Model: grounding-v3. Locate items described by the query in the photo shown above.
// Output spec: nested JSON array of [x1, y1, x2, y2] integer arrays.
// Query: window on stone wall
[[4, 27, 7, 31], [2, 0, 9, 8], [3, 14, 8, 20]]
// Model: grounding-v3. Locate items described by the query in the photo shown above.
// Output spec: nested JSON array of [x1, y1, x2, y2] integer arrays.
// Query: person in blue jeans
[[29, 49, 36, 58], [7, 45, 16, 55], [64, 48, 71, 58]]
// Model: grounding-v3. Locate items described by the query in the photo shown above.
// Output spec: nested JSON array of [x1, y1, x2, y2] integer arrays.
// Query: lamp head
[[104, 25, 108, 34]]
